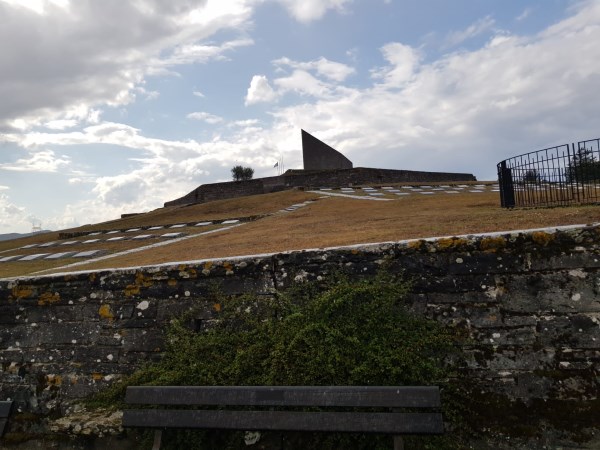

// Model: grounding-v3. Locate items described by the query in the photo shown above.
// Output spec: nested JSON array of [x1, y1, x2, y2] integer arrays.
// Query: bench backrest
[[125, 386, 440, 408]]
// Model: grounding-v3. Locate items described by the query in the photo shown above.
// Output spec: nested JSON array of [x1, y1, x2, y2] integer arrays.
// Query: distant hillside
[[0, 231, 51, 242]]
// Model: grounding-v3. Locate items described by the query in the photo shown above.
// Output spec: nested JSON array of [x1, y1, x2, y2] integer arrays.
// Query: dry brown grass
[[42, 189, 600, 273], [2, 185, 599, 278]]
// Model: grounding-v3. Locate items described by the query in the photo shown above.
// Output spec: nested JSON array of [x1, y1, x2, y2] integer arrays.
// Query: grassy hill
[[1, 182, 599, 279]]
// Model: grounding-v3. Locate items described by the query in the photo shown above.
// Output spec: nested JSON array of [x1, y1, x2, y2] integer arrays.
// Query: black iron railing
[[497, 138, 600, 207]]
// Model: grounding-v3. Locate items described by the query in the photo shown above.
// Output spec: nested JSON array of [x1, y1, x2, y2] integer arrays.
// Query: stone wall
[[164, 178, 269, 207], [0, 224, 599, 448], [164, 167, 477, 207]]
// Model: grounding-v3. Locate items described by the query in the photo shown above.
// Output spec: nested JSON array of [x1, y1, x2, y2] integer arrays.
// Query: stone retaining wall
[[0, 224, 599, 448]]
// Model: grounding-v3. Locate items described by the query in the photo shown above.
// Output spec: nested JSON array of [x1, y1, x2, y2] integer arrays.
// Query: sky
[[1, 0, 599, 233]]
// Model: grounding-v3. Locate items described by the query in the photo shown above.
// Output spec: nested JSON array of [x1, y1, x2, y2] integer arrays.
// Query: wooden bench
[[123, 386, 443, 449], [0, 401, 13, 438]]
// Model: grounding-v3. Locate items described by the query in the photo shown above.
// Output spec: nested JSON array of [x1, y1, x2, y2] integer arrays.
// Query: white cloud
[[44, 119, 78, 130], [274, 70, 334, 98], [274, 0, 351, 23], [0, 0, 253, 131], [0, 192, 29, 231], [0, 149, 71, 172], [0, 0, 70, 15], [274, 57, 355, 82], [187, 111, 223, 124], [517, 8, 533, 22], [245, 75, 278, 105], [371, 42, 421, 85], [246, 56, 355, 104], [157, 38, 254, 68], [443, 15, 495, 49], [193, 90, 206, 98], [231, 119, 260, 127]]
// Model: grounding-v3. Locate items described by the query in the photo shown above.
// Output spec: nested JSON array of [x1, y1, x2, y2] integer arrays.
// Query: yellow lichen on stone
[[135, 271, 153, 288], [532, 231, 555, 246], [125, 272, 153, 296], [12, 285, 33, 299], [98, 304, 114, 320], [167, 278, 177, 287], [436, 238, 455, 250], [89, 273, 97, 282], [351, 249, 359, 255], [223, 262, 234, 275], [407, 240, 423, 250], [91, 373, 103, 381], [38, 291, 60, 306], [213, 303, 221, 312], [437, 237, 469, 251], [124, 285, 140, 297], [480, 236, 507, 252], [46, 375, 62, 386]]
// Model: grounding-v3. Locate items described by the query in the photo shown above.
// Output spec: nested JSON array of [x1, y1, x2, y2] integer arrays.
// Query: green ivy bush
[[92, 272, 465, 449]]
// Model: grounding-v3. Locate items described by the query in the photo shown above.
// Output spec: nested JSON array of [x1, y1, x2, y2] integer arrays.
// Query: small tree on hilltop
[[231, 165, 254, 181]]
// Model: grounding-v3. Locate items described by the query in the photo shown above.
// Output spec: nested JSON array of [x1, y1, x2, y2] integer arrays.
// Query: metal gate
[[497, 138, 600, 208]]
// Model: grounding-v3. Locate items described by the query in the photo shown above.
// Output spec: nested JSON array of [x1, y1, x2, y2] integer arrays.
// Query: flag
[[274, 162, 278, 168]]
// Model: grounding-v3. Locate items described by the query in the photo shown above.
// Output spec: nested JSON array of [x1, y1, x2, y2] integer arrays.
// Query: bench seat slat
[[125, 386, 440, 408], [0, 402, 12, 417], [122, 410, 444, 435]]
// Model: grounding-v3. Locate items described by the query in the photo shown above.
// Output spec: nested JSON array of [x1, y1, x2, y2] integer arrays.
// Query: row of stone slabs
[[0, 250, 108, 262], [18, 220, 241, 250], [278, 200, 315, 213], [319, 185, 499, 196], [1, 220, 243, 263]]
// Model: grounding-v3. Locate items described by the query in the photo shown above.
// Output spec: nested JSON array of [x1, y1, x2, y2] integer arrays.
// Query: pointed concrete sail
[[302, 130, 353, 170]]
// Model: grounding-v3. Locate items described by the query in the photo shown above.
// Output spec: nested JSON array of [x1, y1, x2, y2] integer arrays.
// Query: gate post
[[498, 161, 515, 208]]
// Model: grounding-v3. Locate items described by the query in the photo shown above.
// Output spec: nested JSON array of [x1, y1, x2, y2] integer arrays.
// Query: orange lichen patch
[[480, 236, 507, 252], [213, 303, 221, 312], [46, 375, 62, 386], [167, 278, 177, 286], [351, 249, 360, 255], [38, 291, 60, 306], [532, 231, 555, 246], [91, 373, 103, 381], [223, 262, 233, 272], [204, 261, 213, 270], [11, 285, 34, 299], [98, 304, 114, 320], [89, 273, 97, 283]]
